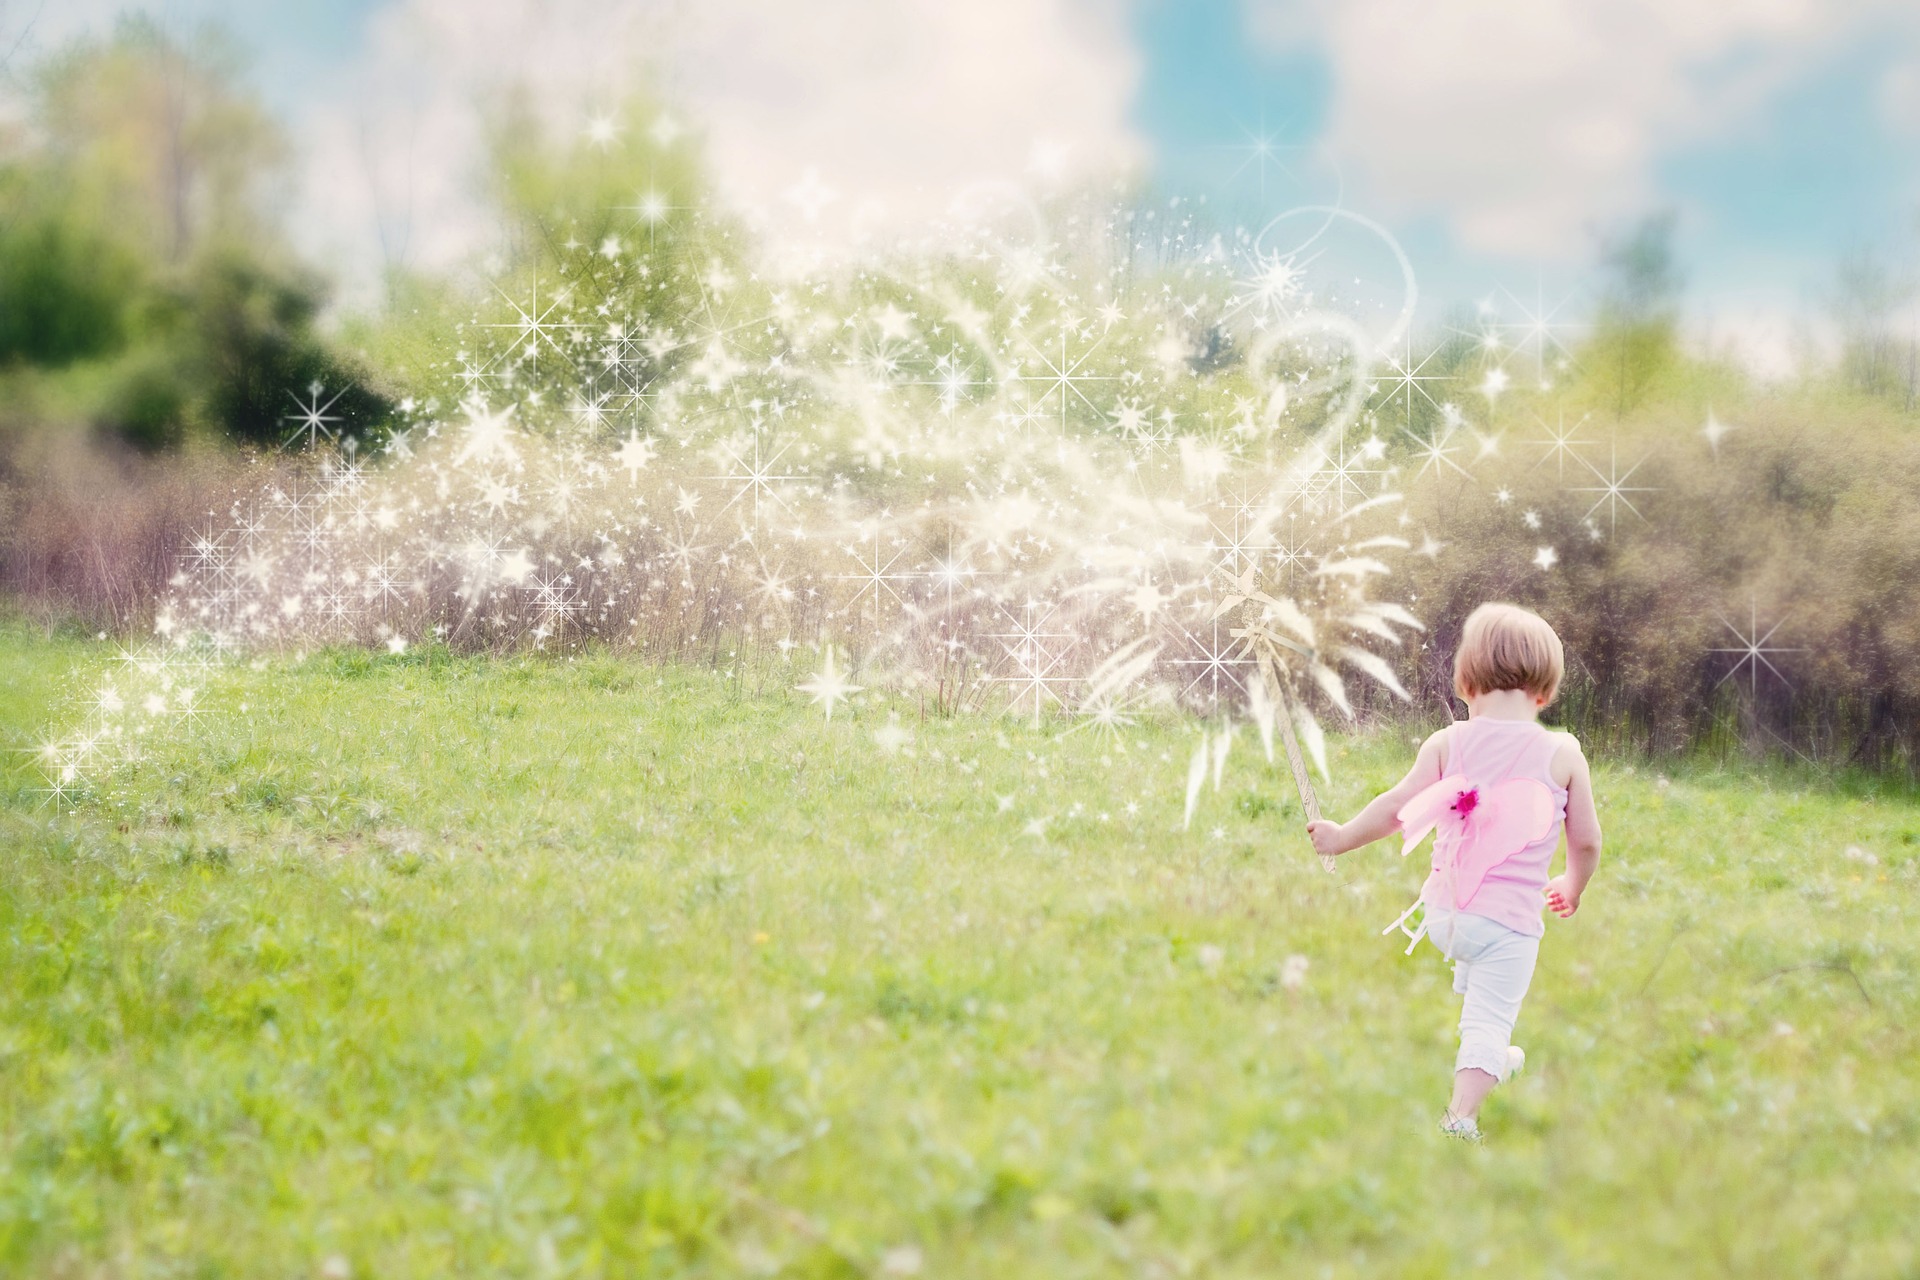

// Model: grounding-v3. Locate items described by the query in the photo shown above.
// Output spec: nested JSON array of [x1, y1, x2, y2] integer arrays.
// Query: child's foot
[[1501, 1045, 1526, 1083], [1439, 1111, 1481, 1142]]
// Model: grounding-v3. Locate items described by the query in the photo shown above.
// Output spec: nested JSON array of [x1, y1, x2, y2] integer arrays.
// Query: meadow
[[1, 620, 1916, 1278]]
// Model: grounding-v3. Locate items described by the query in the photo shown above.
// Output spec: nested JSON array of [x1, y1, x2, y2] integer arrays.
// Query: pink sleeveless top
[[1419, 717, 1568, 937]]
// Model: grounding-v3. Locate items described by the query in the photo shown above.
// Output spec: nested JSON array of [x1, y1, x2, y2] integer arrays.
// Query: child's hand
[[1306, 820, 1346, 861], [1544, 875, 1582, 917]]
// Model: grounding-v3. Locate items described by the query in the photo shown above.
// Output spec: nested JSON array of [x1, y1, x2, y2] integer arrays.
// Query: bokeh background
[[3, 0, 1919, 772]]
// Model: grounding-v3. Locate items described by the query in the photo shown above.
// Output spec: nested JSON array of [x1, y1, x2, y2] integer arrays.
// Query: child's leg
[[1444, 919, 1540, 1122], [1446, 1066, 1501, 1122]]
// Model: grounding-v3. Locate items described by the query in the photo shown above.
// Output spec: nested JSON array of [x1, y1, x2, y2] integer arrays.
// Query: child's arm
[[1305, 727, 1449, 860], [1545, 736, 1602, 917]]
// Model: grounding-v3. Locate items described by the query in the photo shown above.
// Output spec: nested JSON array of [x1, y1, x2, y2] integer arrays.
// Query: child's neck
[[1466, 689, 1542, 722]]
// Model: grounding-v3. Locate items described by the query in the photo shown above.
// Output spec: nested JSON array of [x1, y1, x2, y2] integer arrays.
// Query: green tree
[[359, 90, 735, 434], [31, 16, 283, 262], [1590, 211, 1683, 418], [0, 19, 391, 450], [0, 202, 140, 365]]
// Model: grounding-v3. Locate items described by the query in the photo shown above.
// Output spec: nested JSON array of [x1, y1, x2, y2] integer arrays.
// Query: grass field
[[1, 622, 1916, 1278]]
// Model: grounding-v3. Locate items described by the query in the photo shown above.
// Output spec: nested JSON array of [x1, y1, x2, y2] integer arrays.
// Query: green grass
[[1, 623, 1916, 1278]]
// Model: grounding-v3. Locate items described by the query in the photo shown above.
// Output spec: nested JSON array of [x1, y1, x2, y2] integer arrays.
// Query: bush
[[1399, 391, 1920, 774], [97, 353, 190, 452], [187, 253, 394, 448], [0, 213, 139, 366]]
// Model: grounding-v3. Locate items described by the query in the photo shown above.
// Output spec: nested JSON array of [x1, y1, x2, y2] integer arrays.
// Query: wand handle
[[1274, 686, 1336, 874]]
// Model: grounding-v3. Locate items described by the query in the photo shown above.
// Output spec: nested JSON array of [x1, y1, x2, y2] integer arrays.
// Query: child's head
[[1453, 603, 1564, 706]]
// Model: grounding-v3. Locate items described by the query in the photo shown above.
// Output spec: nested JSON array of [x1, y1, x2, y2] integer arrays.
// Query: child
[[1306, 603, 1603, 1140]]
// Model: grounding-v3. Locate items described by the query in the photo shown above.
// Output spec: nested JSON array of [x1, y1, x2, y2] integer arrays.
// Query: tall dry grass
[[0, 424, 280, 631]]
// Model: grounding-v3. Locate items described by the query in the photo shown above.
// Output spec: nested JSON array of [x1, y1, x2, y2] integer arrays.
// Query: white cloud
[[294, 0, 1145, 302], [1885, 60, 1920, 135], [1691, 295, 1830, 380], [0, 0, 121, 55], [1251, 0, 1917, 259]]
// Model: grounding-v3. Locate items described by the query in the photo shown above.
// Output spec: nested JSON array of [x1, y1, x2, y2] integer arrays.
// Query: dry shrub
[[0, 425, 278, 630]]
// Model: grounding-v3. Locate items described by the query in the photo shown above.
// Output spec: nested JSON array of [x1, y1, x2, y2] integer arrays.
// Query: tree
[[1591, 212, 1682, 417], [31, 17, 283, 262], [0, 20, 392, 450], [1827, 242, 1915, 403], [0, 201, 139, 365]]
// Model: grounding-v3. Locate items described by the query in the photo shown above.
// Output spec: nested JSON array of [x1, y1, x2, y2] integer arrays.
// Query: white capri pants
[[1423, 904, 1540, 1078]]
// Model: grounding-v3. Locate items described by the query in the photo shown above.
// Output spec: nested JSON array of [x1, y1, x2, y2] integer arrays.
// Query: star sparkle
[[1498, 279, 1582, 388], [1710, 598, 1804, 698], [283, 382, 346, 451], [1568, 440, 1656, 534], [798, 647, 862, 721], [1527, 409, 1594, 479], [990, 600, 1079, 728], [1017, 328, 1117, 430], [1375, 331, 1452, 432]]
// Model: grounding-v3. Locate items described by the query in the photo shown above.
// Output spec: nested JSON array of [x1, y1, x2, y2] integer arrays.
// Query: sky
[[6, 0, 1918, 372]]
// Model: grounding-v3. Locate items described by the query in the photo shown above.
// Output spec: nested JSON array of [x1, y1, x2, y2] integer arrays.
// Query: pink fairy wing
[[1395, 777, 1458, 857], [1448, 777, 1557, 907]]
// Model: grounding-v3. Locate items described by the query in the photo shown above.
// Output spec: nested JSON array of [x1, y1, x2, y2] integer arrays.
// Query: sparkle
[[1568, 440, 1656, 534], [1304, 435, 1388, 514], [35, 171, 1451, 828], [912, 344, 988, 421], [1237, 248, 1307, 319], [618, 184, 690, 254], [1017, 328, 1116, 429], [614, 431, 656, 479], [1527, 409, 1594, 479], [1172, 618, 1248, 709], [283, 382, 346, 451], [833, 525, 918, 627], [707, 434, 804, 523], [1498, 279, 1583, 387], [583, 112, 622, 149], [1375, 331, 1452, 431], [798, 648, 863, 721], [990, 600, 1078, 727], [1702, 408, 1735, 457], [481, 276, 584, 376], [1711, 598, 1804, 697], [1214, 110, 1301, 200], [1404, 419, 1473, 481]]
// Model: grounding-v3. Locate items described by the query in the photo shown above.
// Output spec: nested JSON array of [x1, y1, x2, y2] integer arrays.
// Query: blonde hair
[[1453, 603, 1565, 704]]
